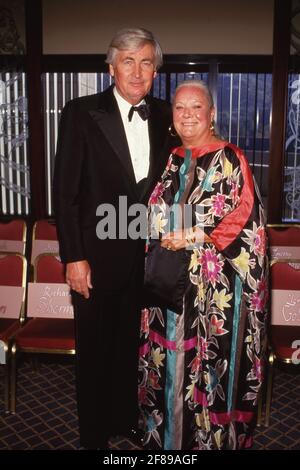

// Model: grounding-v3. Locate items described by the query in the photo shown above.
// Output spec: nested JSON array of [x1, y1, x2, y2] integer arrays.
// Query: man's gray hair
[[174, 80, 214, 108], [106, 27, 163, 70]]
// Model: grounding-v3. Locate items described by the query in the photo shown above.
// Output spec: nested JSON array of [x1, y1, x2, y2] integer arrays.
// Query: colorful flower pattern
[[139, 144, 268, 450]]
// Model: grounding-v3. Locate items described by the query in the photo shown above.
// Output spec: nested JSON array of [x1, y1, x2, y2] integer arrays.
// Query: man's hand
[[66, 260, 93, 299]]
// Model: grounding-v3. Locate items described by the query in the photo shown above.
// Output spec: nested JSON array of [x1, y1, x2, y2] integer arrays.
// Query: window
[[42, 72, 113, 215], [43, 71, 271, 216], [284, 73, 300, 222], [0, 72, 29, 215], [218, 73, 272, 206]]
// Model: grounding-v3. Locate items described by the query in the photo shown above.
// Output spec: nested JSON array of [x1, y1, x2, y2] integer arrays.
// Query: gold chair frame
[[0, 252, 27, 412]]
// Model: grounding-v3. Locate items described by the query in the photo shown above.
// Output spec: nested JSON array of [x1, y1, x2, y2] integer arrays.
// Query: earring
[[209, 120, 215, 136], [168, 124, 177, 137]]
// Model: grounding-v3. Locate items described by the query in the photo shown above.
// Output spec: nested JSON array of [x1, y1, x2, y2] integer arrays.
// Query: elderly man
[[53, 28, 174, 449]]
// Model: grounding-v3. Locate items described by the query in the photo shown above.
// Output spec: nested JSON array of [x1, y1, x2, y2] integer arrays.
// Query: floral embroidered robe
[[138, 142, 268, 450]]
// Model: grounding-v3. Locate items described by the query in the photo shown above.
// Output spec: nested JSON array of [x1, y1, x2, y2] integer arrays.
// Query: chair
[[257, 225, 300, 426], [10, 253, 75, 413], [0, 253, 27, 412], [264, 258, 300, 426], [0, 219, 27, 255], [30, 219, 59, 266], [267, 223, 300, 261]]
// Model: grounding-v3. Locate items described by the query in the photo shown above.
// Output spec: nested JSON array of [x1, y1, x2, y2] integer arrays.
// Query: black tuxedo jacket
[[53, 85, 174, 289]]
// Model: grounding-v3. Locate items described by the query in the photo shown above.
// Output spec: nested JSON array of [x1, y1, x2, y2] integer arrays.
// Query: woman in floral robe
[[138, 80, 268, 450]]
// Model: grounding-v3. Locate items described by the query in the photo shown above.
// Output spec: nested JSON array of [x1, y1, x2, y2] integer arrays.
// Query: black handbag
[[143, 239, 190, 313]]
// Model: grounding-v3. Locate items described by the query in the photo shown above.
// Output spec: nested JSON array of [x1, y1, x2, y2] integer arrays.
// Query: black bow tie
[[128, 104, 150, 122]]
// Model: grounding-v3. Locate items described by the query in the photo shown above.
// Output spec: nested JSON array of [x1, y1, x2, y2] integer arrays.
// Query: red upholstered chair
[[10, 253, 75, 413], [264, 259, 300, 426], [30, 219, 59, 266], [0, 219, 27, 255], [0, 253, 27, 412], [257, 225, 300, 426]]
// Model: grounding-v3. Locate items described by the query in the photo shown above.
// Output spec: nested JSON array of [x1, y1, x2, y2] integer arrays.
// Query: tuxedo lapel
[[89, 87, 139, 199]]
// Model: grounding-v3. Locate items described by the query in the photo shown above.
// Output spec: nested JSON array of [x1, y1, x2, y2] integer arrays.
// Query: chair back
[[0, 253, 27, 321], [270, 259, 300, 326], [0, 219, 27, 255], [267, 224, 300, 260], [33, 219, 57, 240], [31, 220, 59, 264], [34, 253, 65, 283]]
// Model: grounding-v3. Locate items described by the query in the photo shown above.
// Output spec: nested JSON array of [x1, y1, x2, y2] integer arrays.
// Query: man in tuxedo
[[53, 28, 174, 449]]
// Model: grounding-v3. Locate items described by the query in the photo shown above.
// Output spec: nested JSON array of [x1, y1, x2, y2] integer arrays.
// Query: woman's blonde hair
[[174, 80, 214, 108]]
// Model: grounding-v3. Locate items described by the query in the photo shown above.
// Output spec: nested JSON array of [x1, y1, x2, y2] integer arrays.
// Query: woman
[[138, 80, 268, 450]]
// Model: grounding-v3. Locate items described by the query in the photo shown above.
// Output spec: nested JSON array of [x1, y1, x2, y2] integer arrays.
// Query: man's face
[[109, 43, 157, 105]]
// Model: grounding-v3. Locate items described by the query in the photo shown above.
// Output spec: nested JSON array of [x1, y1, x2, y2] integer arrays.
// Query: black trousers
[[72, 260, 144, 448]]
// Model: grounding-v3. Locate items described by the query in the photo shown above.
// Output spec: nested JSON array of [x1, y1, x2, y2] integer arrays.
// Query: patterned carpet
[[0, 356, 299, 451]]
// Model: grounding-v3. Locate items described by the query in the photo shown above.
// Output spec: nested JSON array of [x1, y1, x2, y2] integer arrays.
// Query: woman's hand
[[161, 230, 186, 251], [161, 228, 213, 251]]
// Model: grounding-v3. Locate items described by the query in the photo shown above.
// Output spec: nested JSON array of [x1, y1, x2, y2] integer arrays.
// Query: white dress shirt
[[113, 87, 150, 183]]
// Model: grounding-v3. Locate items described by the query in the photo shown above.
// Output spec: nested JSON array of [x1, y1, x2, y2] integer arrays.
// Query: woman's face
[[173, 86, 215, 147]]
